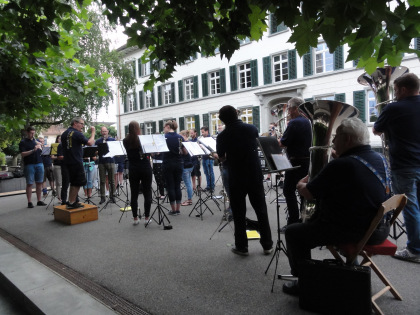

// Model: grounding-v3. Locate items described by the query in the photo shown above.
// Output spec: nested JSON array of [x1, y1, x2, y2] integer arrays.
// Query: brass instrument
[[357, 66, 409, 160], [270, 103, 288, 138], [298, 100, 359, 221]]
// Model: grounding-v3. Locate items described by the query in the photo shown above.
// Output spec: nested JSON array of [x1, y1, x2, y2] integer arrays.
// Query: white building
[[113, 18, 420, 149]]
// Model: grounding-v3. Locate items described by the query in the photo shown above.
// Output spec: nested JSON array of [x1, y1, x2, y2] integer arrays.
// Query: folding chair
[[327, 194, 407, 315]]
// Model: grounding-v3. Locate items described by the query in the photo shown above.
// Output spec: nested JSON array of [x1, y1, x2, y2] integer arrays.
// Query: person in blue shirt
[[19, 126, 45, 208], [200, 126, 215, 192], [373, 73, 420, 263]]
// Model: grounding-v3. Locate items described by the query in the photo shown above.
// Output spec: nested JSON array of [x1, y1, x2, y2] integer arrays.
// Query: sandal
[[181, 200, 192, 206]]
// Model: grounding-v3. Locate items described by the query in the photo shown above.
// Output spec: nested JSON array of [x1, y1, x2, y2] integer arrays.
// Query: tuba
[[299, 100, 359, 221], [270, 103, 288, 138], [357, 66, 409, 161]]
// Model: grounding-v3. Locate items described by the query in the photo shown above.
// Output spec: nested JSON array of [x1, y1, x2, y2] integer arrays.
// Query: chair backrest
[[347, 194, 407, 264]]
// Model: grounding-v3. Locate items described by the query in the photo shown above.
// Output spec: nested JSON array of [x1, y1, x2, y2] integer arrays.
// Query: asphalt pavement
[[0, 168, 419, 314]]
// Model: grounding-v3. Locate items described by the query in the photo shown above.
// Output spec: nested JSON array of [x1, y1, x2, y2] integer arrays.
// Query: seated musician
[[283, 117, 391, 295]]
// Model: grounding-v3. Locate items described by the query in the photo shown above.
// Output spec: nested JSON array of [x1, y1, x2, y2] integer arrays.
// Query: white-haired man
[[283, 117, 391, 295]]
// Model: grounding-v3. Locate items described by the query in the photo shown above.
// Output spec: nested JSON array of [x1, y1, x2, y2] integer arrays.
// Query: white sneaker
[[133, 218, 140, 225], [393, 248, 420, 263], [105, 190, 109, 197], [144, 217, 152, 226]]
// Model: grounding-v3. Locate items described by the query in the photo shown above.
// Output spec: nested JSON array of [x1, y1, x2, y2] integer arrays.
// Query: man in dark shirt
[[283, 118, 390, 295], [373, 73, 420, 263], [279, 97, 312, 228], [216, 105, 273, 256], [19, 126, 46, 208], [38, 136, 55, 197], [95, 126, 116, 204], [61, 117, 95, 209]]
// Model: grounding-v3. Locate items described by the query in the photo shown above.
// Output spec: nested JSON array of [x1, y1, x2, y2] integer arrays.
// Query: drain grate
[[0, 228, 149, 315]]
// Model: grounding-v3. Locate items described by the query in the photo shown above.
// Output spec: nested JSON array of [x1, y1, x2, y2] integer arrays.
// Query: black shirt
[[19, 138, 42, 165], [61, 127, 89, 165], [123, 138, 151, 169], [280, 115, 312, 159]]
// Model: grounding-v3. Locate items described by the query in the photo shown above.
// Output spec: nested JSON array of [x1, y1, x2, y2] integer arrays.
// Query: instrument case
[[298, 259, 371, 315]]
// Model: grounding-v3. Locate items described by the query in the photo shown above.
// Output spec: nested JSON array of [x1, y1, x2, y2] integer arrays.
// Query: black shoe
[[37, 201, 47, 206], [280, 225, 288, 234], [263, 247, 273, 255], [231, 247, 249, 256], [99, 197, 106, 204], [28, 202, 34, 208], [282, 280, 299, 296], [109, 197, 116, 203], [61, 201, 67, 206], [66, 202, 84, 210]]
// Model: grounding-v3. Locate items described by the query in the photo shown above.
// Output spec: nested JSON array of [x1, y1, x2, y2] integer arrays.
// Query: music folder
[[139, 135, 169, 153], [182, 141, 206, 156], [83, 146, 98, 158], [41, 146, 51, 156], [257, 137, 298, 173]]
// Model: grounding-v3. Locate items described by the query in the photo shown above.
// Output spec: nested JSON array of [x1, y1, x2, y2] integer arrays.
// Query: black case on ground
[[299, 259, 371, 315]]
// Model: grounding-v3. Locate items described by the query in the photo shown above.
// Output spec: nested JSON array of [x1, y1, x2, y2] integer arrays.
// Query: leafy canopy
[[101, 0, 420, 87]]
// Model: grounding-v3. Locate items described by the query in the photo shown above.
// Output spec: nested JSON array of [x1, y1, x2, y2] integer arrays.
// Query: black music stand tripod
[[146, 194, 172, 230], [118, 159, 133, 223]]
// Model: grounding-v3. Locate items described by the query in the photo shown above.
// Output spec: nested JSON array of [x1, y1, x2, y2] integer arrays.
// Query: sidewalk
[[0, 172, 419, 314]]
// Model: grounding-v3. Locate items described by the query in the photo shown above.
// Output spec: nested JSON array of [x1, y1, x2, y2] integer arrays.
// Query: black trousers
[[283, 158, 309, 225], [229, 178, 273, 251], [162, 161, 183, 204], [129, 166, 152, 218]]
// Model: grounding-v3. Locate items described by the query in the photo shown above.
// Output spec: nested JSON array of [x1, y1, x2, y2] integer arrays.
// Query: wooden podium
[[53, 203, 98, 225]]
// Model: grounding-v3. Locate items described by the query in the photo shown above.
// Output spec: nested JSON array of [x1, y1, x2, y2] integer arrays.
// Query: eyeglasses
[[77, 121, 85, 126]]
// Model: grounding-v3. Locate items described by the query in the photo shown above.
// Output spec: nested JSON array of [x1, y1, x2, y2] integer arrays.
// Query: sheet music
[[41, 146, 51, 156], [182, 142, 206, 156], [104, 141, 126, 157], [272, 154, 293, 170], [198, 137, 216, 152], [139, 134, 169, 153]]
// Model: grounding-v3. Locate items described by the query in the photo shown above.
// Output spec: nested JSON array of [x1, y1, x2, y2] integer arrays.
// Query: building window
[[145, 90, 152, 108], [185, 77, 194, 100], [368, 90, 378, 123], [239, 63, 252, 89], [163, 83, 172, 105], [239, 37, 251, 45], [273, 53, 288, 82], [209, 71, 221, 95], [315, 95, 335, 101], [143, 61, 152, 76], [315, 43, 333, 74], [186, 116, 195, 130], [128, 94, 134, 112], [145, 123, 153, 135], [240, 108, 253, 125], [210, 112, 221, 135]]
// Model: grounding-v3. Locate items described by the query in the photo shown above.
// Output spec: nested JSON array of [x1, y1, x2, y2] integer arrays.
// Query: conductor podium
[[53, 203, 98, 225]]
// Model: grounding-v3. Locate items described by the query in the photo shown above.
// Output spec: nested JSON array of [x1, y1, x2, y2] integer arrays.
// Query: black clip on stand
[[264, 173, 291, 292]]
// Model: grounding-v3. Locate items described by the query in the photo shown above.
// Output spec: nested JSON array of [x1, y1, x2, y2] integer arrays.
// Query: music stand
[[41, 147, 58, 211]]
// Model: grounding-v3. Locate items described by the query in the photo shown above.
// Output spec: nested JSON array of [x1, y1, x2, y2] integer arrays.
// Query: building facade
[[113, 18, 420, 148]]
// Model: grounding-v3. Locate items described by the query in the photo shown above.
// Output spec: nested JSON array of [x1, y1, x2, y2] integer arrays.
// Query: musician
[[200, 126, 215, 192], [19, 126, 46, 208], [283, 118, 391, 295], [373, 73, 420, 263], [38, 136, 55, 197], [123, 121, 153, 225], [61, 117, 95, 209], [163, 120, 186, 215], [189, 128, 201, 192], [179, 130, 194, 206], [95, 126, 116, 204], [52, 135, 63, 202], [216, 105, 273, 256], [278, 97, 312, 229]]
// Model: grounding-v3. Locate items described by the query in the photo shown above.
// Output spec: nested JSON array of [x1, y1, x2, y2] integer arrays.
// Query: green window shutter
[[270, 13, 277, 34], [333, 45, 344, 70], [193, 76, 199, 98], [201, 73, 208, 97], [229, 65, 238, 91], [123, 95, 127, 113], [179, 117, 185, 131], [137, 59, 143, 77], [158, 86, 162, 106], [171, 82, 175, 103], [139, 91, 144, 110], [151, 88, 155, 107], [252, 106, 260, 132], [158, 120, 164, 133], [132, 60, 136, 77], [415, 38, 420, 50], [303, 48, 313, 77], [353, 90, 366, 122], [124, 125, 128, 137], [353, 58, 360, 67], [202, 114, 209, 130], [251, 59, 258, 87], [288, 49, 297, 80], [194, 114, 200, 131], [277, 22, 287, 32], [220, 68, 226, 93], [152, 121, 157, 134], [133, 93, 138, 110], [334, 93, 346, 102], [140, 123, 145, 135], [178, 80, 184, 102], [263, 56, 272, 85]]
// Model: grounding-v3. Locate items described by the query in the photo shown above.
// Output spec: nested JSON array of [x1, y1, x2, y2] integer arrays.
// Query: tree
[[101, 0, 420, 89]]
